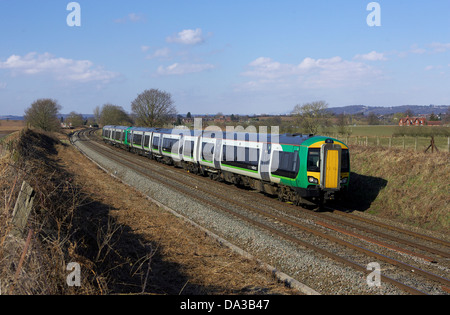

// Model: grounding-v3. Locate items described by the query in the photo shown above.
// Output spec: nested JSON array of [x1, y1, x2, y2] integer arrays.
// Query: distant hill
[[2, 106, 449, 121], [0, 114, 95, 121], [0, 115, 24, 121], [328, 105, 449, 116]]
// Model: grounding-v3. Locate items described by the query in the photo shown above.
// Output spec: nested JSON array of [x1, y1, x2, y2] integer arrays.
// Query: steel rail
[[83, 130, 450, 287], [326, 207, 450, 248], [75, 130, 435, 295]]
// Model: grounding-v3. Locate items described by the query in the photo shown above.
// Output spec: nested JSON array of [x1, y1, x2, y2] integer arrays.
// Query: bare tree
[[93, 106, 101, 124], [99, 104, 132, 126], [131, 89, 177, 127], [367, 112, 380, 125], [66, 111, 84, 127], [24, 99, 61, 132], [292, 101, 331, 135], [336, 113, 351, 135]]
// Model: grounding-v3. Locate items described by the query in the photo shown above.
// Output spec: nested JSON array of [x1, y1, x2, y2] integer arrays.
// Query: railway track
[[72, 129, 450, 295]]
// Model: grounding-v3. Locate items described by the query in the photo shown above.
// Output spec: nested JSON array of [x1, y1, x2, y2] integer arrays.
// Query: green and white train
[[102, 125, 350, 206]]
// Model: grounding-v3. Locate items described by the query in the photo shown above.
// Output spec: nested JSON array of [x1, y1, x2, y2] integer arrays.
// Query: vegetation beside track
[[0, 129, 295, 295], [341, 145, 449, 233]]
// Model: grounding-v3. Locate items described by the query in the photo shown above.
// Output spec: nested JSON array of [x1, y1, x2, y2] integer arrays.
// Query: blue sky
[[0, 0, 449, 116]]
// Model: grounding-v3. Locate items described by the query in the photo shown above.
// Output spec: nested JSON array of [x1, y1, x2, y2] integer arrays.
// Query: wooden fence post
[[11, 181, 35, 237]]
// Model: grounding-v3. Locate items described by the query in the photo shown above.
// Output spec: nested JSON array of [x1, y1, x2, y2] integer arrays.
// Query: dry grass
[[342, 145, 449, 232], [0, 129, 101, 294], [0, 129, 296, 295], [57, 135, 296, 295], [0, 120, 26, 136]]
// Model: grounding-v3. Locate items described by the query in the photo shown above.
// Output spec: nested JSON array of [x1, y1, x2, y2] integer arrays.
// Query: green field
[[349, 125, 399, 137], [325, 125, 450, 152]]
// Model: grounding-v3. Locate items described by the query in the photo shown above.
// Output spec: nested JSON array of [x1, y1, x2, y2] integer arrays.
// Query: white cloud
[[243, 57, 294, 79], [146, 47, 171, 60], [128, 13, 144, 22], [166, 28, 205, 45], [425, 65, 434, 71], [157, 63, 214, 75], [0, 52, 119, 83], [430, 42, 450, 53], [410, 44, 427, 55], [239, 56, 382, 90], [114, 13, 145, 24], [353, 51, 387, 61]]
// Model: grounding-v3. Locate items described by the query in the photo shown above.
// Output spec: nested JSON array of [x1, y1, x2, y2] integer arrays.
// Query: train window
[[144, 135, 150, 148], [271, 151, 299, 179], [307, 149, 321, 172], [202, 142, 214, 162], [222, 145, 235, 162], [246, 148, 260, 167], [133, 134, 143, 146], [341, 149, 350, 173], [223, 145, 260, 171], [184, 140, 195, 158], [163, 138, 179, 153], [115, 131, 122, 141], [152, 136, 160, 150]]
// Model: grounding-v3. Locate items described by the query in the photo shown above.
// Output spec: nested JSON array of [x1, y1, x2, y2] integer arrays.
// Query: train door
[[320, 143, 342, 190], [259, 143, 271, 181]]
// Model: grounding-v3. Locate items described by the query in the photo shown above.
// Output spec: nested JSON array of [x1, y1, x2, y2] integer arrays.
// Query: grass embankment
[[344, 145, 449, 232], [0, 129, 295, 295]]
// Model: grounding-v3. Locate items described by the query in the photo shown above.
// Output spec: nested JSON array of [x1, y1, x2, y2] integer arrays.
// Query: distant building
[[399, 116, 426, 126], [214, 115, 231, 123], [399, 116, 413, 126], [61, 122, 73, 129], [426, 121, 442, 126], [398, 116, 443, 126]]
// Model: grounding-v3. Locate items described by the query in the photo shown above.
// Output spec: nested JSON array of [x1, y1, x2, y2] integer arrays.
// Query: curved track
[[72, 129, 450, 295]]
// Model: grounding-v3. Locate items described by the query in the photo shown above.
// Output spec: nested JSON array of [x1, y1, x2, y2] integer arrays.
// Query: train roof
[[103, 125, 131, 130], [103, 125, 331, 146]]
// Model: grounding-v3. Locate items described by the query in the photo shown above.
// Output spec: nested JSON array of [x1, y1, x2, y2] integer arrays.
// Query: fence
[[328, 135, 450, 152]]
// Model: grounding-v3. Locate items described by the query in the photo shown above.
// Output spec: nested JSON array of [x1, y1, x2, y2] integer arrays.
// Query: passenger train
[[102, 125, 350, 207]]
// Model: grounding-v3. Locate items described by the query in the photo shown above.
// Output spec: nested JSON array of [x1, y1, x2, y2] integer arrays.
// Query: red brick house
[[399, 116, 426, 126], [399, 116, 413, 126], [426, 121, 442, 126], [413, 117, 426, 126]]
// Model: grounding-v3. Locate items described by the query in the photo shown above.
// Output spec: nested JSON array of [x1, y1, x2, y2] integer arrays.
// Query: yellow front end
[[324, 149, 340, 189]]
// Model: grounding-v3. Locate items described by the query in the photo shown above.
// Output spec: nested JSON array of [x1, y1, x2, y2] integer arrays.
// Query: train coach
[[101, 125, 350, 207]]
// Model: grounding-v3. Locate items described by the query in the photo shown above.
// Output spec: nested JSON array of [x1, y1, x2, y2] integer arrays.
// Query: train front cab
[[301, 137, 350, 203]]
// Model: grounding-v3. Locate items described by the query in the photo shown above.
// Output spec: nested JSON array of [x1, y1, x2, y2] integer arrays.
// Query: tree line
[[23, 93, 450, 135], [24, 89, 177, 132]]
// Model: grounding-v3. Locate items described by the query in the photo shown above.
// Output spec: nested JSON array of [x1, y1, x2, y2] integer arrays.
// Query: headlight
[[308, 176, 318, 184], [340, 177, 348, 184]]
